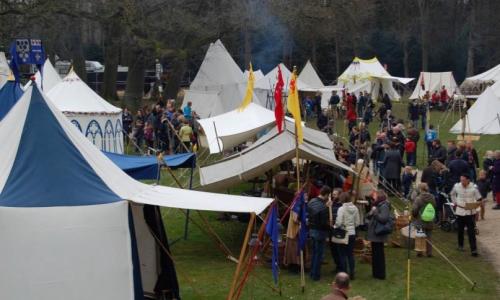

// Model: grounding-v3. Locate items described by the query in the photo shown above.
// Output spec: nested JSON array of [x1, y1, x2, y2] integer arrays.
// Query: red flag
[[420, 72, 425, 90], [274, 65, 285, 133]]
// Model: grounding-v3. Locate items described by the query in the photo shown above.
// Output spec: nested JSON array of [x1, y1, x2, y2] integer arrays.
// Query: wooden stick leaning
[[227, 213, 256, 300]]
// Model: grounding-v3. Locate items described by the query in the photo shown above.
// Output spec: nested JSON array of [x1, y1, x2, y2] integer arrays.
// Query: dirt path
[[476, 200, 500, 280]]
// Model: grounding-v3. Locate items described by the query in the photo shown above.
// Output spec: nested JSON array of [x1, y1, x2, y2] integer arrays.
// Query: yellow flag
[[238, 63, 255, 111], [287, 68, 303, 143]]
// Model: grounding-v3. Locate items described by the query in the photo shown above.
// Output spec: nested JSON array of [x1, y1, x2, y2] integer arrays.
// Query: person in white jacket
[[335, 192, 360, 280]]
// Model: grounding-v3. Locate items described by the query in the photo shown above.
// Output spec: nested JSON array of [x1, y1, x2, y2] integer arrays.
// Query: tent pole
[[213, 121, 223, 154], [294, 122, 306, 293], [184, 161, 195, 240], [227, 213, 256, 300]]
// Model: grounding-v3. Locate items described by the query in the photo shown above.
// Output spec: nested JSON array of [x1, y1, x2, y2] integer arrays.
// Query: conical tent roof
[[337, 57, 413, 100], [0, 52, 10, 89], [184, 40, 253, 118], [0, 80, 23, 121], [25, 59, 62, 92], [47, 70, 121, 114], [450, 80, 500, 135], [299, 60, 324, 88], [410, 72, 459, 99], [254, 63, 309, 90]]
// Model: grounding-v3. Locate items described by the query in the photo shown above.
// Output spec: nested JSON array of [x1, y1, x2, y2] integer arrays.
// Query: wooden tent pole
[[227, 212, 256, 300], [294, 122, 306, 293]]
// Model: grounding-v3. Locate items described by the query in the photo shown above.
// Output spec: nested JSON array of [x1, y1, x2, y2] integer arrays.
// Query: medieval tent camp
[[410, 71, 460, 99], [24, 59, 62, 92], [182, 40, 258, 118], [337, 57, 413, 101], [0, 84, 272, 300], [0, 52, 10, 89], [450, 80, 500, 135], [199, 124, 353, 192], [47, 70, 124, 153], [0, 77, 23, 121], [461, 63, 500, 95]]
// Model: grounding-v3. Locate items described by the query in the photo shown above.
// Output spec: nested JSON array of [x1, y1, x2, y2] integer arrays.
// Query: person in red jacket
[[404, 137, 416, 166], [440, 85, 449, 111], [431, 91, 440, 109]]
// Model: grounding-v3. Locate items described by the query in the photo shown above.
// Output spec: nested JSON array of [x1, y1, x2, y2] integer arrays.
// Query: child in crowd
[[404, 137, 416, 166], [476, 170, 490, 221], [402, 166, 416, 200]]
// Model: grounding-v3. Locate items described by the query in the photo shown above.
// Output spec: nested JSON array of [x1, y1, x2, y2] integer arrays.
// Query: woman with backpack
[[366, 190, 392, 280], [412, 183, 436, 257], [334, 192, 360, 280]]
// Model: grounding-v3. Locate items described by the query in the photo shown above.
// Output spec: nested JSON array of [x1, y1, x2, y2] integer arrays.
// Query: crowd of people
[[122, 100, 199, 155], [281, 87, 500, 297]]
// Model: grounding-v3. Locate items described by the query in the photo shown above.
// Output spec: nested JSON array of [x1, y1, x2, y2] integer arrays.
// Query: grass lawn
[[156, 100, 500, 299]]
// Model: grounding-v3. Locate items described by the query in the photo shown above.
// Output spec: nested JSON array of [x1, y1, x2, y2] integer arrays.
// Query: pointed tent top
[[47, 69, 121, 114], [255, 63, 309, 90], [299, 60, 324, 89], [0, 80, 23, 121], [25, 59, 62, 92]]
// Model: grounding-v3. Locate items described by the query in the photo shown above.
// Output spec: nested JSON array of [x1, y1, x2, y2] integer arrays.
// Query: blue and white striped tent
[[0, 85, 272, 299]]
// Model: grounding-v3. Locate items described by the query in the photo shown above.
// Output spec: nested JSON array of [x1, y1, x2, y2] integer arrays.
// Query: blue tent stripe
[[0, 86, 121, 207], [0, 81, 23, 121], [104, 152, 196, 180]]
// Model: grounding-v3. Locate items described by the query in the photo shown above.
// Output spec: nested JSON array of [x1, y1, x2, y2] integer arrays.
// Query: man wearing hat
[[450, 174, 482, 256]]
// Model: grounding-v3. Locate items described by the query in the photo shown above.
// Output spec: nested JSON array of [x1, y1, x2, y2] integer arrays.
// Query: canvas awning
[[199, 126, 353, 192], [104, 152, 196, 180]]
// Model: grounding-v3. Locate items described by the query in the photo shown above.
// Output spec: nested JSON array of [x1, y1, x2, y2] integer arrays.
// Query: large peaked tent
[[199, 125, 353, 192], [410, 71, 460, 99], [24, 59, 62, 92], [47, 70, 124, 153], [0, 79, 23, 121], [0, 85, 272, 299], [337, 57, 413, 101], [461, 64, 500, 95], [183, 40, 256, 118], [450, 80, 500, 135]]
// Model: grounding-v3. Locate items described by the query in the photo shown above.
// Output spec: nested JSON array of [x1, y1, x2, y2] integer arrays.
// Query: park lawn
[[156, 100, 500, 299]]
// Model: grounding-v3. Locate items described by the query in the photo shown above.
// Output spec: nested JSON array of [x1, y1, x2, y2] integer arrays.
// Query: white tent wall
[[410, 72, 459, 99], [0, 52, 10, 89], [65, 113, 124, 154], [0, 202, 135, 300], [30, 60, 62, 92], [461, 64, 500, 95], [450, 81, 500, 134]]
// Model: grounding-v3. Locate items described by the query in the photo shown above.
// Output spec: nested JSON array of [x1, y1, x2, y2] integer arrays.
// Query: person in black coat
[[382, 143, 403, 193], [308, 186, 332, 281], [429, 139, 447, 164], [446, 151, 469, 189], [408, 100, 420, 127]]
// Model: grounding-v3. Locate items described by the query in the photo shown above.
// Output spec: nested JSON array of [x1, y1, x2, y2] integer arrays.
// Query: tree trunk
[[465, 0, 476, 77], [418, 0, 429, 71], [311, 38, 317, 65], [123, 49, 145, 111], [102, 19, 121, 101], [243, 24, 251, 67], [69, 18, 86, 82], [165, 56, 187, 101], [403, 38, 410, 78], [334, 32, 340, 79]]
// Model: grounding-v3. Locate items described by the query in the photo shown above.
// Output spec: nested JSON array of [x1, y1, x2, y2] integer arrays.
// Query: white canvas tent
[[410, 72, 459, 99], [0, 52, 10, 89], [47, 70, 124, 153], [299, 60, 343, 109], [244, 69, 264, 81], [24, 59, 62, 92], [450, 80, 500, 135], [0, 84, 272, 300], [337, 57, 413, 101], [183, 40, 257, 118], [199, 125, 353, 192], [461, 64, 500, 95]]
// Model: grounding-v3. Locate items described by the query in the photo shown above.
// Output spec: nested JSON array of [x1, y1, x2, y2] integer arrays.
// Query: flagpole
[[295, 117, 306, 293]]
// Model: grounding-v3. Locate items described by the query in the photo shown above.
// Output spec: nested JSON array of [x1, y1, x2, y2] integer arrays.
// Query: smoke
[[245, 1, 291, 74]]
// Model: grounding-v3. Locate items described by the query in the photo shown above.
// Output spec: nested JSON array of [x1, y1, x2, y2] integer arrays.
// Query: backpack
[[421, 203, 436, 222]]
